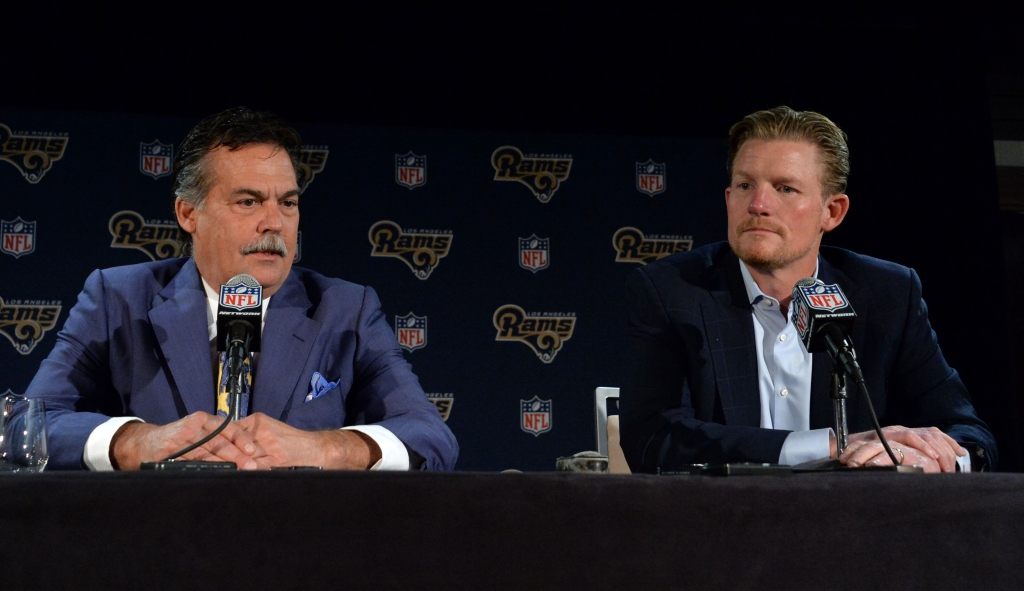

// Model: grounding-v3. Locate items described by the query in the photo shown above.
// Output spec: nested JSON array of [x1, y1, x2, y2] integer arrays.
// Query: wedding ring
[[894, 448, 904, 465]]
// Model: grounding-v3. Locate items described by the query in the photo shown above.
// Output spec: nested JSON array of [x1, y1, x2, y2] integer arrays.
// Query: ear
[[821, 194, 849, 233], [175, 198, 199, 235]]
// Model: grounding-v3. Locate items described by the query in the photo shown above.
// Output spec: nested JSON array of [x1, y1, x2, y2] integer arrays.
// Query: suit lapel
[[252, 273, 322, 420], [148, 258, 215, 415], [703, 253, 761, 427]]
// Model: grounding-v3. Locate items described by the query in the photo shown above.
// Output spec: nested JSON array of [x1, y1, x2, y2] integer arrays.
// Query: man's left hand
[[839, 425, 966, 473], [235, 413, 383, 470]]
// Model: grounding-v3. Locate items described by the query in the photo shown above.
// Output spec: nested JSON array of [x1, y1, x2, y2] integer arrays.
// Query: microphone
[[216, 274, 263, 419], [791, 278, 864, 383]]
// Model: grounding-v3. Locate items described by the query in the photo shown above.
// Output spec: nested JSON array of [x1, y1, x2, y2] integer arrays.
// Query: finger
[[891, 429, 941, 462], [842, 442, 888, 467], [202, 435, 259, 470], [216, 421, 258, 456], [917, 430, 960, 472]]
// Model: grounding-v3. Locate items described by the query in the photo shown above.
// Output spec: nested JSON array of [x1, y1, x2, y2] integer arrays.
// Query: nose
[[747, 184, 774, 216], [257, 199, 284, 233]]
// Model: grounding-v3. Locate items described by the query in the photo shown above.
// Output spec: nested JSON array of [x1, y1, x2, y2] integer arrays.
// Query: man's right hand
[[109, 411, 259, 470]]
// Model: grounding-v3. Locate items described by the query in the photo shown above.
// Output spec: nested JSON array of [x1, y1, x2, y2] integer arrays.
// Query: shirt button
[[780, 388, 789, 397], [766, 301, 773, 307], [779, 334, 787, 342]]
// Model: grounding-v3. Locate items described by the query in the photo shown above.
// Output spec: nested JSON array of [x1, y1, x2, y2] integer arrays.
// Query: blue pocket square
[[305, 372, 339, 402]]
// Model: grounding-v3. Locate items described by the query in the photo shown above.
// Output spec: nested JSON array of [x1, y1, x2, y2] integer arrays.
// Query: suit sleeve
[[344, 286, 458, 471], [885, 268, 997, 469], [620, 268, 789, 473], [10, 269, 122, 470]]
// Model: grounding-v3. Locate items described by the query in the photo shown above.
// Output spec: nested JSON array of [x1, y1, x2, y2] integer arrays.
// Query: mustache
[[240, 234, 288, 257], [738, 218, 784, 235]]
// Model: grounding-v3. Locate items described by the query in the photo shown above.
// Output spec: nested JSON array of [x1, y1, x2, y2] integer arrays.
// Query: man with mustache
[[13, 107, 458, 471], [620, 106, 995, 473]]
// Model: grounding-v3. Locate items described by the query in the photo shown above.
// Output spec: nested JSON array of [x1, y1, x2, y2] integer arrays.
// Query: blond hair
[[727, 105, 850, 196]]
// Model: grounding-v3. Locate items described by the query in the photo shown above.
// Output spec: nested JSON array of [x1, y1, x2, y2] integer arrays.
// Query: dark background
[[3, 4, 1022, 470]]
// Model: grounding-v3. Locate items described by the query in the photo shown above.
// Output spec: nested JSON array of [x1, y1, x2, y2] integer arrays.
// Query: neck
[[743, 256, 818, 313]]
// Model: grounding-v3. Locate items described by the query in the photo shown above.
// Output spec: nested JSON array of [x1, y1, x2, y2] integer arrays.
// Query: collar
[[738, 257, 820, 306]]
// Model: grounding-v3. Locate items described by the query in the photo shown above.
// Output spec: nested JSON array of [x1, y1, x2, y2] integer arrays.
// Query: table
[[3, 471, 1022, 589]]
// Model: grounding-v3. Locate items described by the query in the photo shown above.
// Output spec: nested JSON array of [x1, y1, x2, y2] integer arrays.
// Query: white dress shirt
[[738, 261, 832, 465], [82, 277, 409, 471]]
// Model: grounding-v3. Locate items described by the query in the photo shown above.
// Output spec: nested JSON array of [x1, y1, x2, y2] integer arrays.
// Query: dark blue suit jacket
[[621, 242, 996, 472], [16, 258, 458, 470]]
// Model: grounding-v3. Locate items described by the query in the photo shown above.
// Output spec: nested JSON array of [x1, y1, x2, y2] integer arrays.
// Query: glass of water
[[3, 398, 48, 473]]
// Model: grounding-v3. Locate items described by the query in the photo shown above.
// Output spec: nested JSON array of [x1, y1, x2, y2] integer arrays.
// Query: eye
[[239, 198, 257, 207], [780, 185, 795, 194], [282, 199, 299, 208], [737, 182, 752, 190]]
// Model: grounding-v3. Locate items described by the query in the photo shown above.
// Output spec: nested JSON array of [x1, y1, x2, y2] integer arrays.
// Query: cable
[[159, 413, 231, 462], [856, 380, 902, 467]]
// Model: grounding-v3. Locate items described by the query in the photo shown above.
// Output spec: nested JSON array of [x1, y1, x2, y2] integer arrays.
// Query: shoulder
[[820, 246, 915, 286], [286, 266, 376, 307], [632, 241, 734, 289], [93, 258, 190, 292]]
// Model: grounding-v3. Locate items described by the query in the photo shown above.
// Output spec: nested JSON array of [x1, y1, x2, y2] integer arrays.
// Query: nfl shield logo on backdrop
[[140, 140, 174, 179], [520, 396, 552, 436], [799, 283, 849, 311], [1, 217, 36, 258], [636, 159, 666, 196], [518, 235, 549, 273], [395, 312, 427, 352], [395, 152, 427, 189]]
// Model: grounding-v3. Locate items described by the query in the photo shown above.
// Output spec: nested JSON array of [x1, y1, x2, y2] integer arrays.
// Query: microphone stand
[[832, 369, 849, 456]]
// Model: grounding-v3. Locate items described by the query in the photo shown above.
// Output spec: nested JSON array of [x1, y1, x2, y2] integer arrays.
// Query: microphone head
[[790, 279, 856, 353], [216, 274, 263, 352]]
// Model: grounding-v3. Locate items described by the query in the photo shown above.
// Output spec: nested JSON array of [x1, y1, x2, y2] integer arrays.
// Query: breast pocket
[[286, 386, 348, 430]]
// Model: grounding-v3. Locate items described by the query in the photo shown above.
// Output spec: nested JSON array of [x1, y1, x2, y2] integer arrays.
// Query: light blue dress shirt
[[738, 261, 832, 465]]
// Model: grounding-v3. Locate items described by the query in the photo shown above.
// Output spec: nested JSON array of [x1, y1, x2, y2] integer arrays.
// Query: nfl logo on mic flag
[[219, 279, 262, 311], [520, 396, 552, 436], [1, 217, 36, 258], [395, 152, 426, 189], [636, 159, 666, 196], [139, 140, 173, 179], [395, 313, 427, 352], [799, 283, 848, 310]]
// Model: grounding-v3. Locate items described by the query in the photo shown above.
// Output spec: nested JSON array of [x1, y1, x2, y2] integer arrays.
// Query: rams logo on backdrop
[[520, 396, 552, 436], [427, 393, 454, 421], [0, 123, 68, 184], [636, 159, 666, 197], [613, 227, 692, 264], [297, 146, 329, 194], [1, 218, 36, 259], [0, 297, 62, 355], [395, 312, 427, 352], [491, 146, 572, 203], [395, 152, 427, 189], [519, 235, 549, 273], [493, 305, 575, 363], [109, 210, 182, 261], [139, 140, 174, 179], [368, 221, 452, 280]]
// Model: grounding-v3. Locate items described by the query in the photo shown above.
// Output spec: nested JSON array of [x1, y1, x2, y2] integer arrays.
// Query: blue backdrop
[[0, 108, 727, 471]]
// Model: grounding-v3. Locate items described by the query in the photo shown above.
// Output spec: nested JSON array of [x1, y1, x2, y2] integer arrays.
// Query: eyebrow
[[231, 188, 301, 200]]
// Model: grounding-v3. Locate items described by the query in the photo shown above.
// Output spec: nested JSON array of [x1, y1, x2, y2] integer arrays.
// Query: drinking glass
[[3, 398, 48, 473]]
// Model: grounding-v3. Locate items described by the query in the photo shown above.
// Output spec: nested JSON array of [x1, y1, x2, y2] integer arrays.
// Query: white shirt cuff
[[778, 428, 833, 466], [343, 425, 409, 471], [83, 416, 144, 471]]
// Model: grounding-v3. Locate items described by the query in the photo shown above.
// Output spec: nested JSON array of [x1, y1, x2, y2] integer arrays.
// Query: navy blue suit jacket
[[16, 258, 458, 470], [621, 242, 996, 472]]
